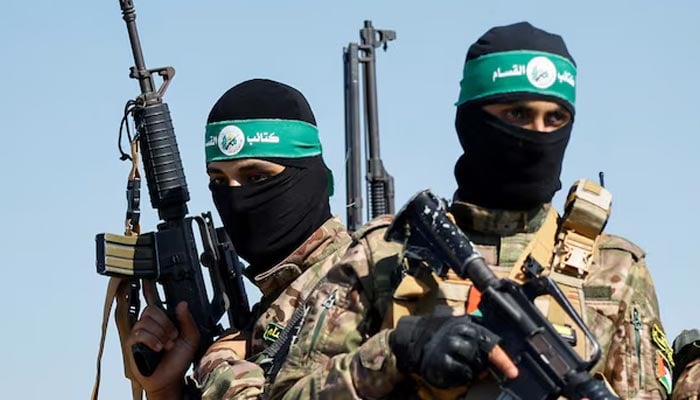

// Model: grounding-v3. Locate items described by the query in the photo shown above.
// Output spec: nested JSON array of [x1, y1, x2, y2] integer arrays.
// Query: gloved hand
[[389, 315, 512, 389]]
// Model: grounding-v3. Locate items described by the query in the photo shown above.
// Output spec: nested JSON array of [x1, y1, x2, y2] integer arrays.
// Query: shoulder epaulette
[[350, 215, 394, 242], [597, 233, 646, 261]]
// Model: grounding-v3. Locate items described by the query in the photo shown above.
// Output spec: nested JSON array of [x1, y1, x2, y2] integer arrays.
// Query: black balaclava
[[207, 79, 331, 273], [454, 22, 576, 211]]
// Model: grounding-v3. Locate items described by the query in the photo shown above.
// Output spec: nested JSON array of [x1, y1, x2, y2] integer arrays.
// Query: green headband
[[456, 50, 576, 107], [205, 119, 321, 162]]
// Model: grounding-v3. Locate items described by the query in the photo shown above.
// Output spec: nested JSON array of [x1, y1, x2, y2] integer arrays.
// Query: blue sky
[[1, 1, 699, 398]]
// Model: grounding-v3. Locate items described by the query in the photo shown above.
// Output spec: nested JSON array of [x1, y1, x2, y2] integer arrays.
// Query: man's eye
[[546, 111, 571, 127], [246, 174, 270, 184], [209, 177, 228, 186], [504, 108, 530, 124]]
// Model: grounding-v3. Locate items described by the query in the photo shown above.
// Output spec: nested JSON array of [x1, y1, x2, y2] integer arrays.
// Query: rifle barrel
[[119, 0, 154, 95], [344, 43, 363, 232]]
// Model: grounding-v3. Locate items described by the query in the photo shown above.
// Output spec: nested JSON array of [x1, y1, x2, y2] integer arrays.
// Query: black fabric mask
[[454, 106, 572, 210], [209, 156, 331, 273]]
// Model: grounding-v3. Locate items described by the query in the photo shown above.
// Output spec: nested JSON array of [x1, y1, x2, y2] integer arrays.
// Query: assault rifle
[[385, 190, 619, 400], [343, 20, 396, 232], [94, 0, 250, 377]]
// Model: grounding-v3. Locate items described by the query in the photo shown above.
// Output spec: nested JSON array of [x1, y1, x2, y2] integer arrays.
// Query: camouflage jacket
[[672, 330, 700, 400], [269, 200, 672, 399], [191, 217, 351, 400], [673, 361, 700, 400]]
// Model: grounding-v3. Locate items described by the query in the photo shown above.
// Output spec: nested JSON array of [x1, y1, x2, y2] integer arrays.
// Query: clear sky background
[[1, 0, 698, 398]]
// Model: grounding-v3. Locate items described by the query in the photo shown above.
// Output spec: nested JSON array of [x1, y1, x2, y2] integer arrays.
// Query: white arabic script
[[492, 64, 526, 82], [246, 132, 280, 145], [557, 71, 575, 87]]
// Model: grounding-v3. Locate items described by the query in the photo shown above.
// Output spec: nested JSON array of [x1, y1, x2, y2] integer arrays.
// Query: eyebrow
[[206, 160, 275, 175], [511, 102, 567, 113]]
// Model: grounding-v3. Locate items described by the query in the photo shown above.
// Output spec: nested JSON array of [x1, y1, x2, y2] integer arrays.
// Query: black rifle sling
[[259, 301, 308, 380], [258, 277, 330, 381]]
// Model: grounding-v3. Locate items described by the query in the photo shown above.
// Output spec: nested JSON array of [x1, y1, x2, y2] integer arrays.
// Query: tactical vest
[[376, 179, 615, 399]]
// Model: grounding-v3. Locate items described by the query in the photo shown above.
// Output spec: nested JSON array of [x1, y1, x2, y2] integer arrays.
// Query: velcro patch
[[582, 286, 612, 299], [263, 322, 285, 345], [466, 286, 483, 317], [656, 351, 673, 394], [651, 321, 675, 367]]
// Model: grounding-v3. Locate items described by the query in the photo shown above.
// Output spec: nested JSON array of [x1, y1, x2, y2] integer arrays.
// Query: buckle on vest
[[553, 231, 593, 278]]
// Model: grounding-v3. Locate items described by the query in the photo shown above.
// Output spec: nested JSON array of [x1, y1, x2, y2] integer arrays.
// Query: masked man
[[126, 79, 352, 399], [270, 22, 673, 400]]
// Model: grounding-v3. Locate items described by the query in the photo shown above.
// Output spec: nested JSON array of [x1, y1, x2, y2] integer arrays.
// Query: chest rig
[[383, 178, 612, 361]]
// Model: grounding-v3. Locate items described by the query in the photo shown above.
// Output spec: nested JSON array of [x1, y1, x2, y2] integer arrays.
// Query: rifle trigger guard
[[520, 276, 550, 301]]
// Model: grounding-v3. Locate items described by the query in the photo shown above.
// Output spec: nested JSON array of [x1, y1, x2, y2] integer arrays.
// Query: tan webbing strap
[[382, 273, 432, 330], [547, 179, 611, 358], [508, 207, 559, 282], [125, 140, 141, 236], [544, 280, 587, 357], [503, 206, 589, 356], [91, 278, 143, 400], [552, 179, 611, 278], [115, 280, 144, 400], [508, 179, 611, 359], [122, 139, 145, 399], [92, 138, 145, 400], [91, 278, 122, 400]]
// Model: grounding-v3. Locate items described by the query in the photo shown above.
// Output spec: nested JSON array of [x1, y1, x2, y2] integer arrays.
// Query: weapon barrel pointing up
[[118, 0, 189, 221], [344, 20, 396, 228], [344, 43, 363, 232], [119, 0, 154, 96], [360, 20, 395, 218]]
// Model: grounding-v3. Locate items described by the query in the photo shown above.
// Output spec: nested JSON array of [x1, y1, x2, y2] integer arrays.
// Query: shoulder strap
[[509, 179, 612, 358], [508, 207, 560, 282], [91, 277, 144, 400], [93, 140, 145, 400], [552, 179, 612, 278]]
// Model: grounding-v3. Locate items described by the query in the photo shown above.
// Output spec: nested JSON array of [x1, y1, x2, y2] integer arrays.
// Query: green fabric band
[[456, 50, 576, 107], [205, 119, 321, 162]]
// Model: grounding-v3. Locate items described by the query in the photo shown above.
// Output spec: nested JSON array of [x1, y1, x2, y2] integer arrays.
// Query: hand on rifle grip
[[126, 302, 201, 394]]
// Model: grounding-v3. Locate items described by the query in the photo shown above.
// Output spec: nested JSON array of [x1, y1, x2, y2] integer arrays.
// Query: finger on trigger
[[175, 302, 201, 345], [142, 280, 161, 305]]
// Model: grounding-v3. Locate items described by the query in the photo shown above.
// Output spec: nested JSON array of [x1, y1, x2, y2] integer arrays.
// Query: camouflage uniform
[[673, 361, 700, 400], [192, 217, 351, 399], [270, 199, 672, 399], [672, 330, 700, 400]]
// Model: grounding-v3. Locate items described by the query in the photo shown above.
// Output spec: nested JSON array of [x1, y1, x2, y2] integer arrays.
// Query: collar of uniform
[[246, 216, 350, 298], [450, 194, 551, 236]]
